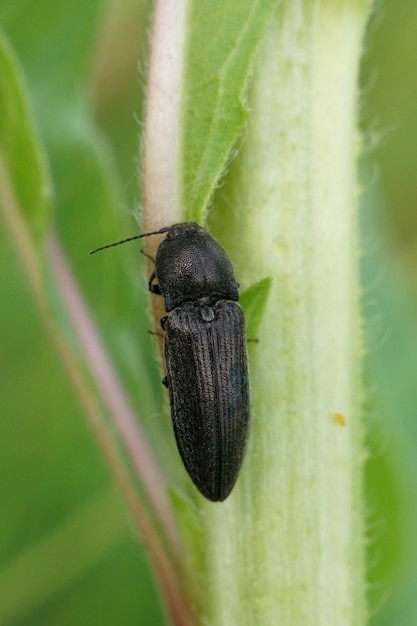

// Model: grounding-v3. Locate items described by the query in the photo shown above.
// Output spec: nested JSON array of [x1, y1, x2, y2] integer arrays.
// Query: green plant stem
[[198, 1, 373, 624], [142, 0, 187, 234]]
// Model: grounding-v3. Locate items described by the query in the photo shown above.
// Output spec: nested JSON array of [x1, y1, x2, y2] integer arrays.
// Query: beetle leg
[[160, 316, 168, 330], [140, 249, 156, 263], [148, 329, 164, 338], [148, 270, 162, 295], [162, 375, 169, 388]]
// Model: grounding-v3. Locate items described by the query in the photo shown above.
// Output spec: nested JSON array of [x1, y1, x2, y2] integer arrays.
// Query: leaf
[[0, 29, 50, 248], [240, 276, 272, 339], [181, 0, 276, 222], [0, 9, 167, 626]]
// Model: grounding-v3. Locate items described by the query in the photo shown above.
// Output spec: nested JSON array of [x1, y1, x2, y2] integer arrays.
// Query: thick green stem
[[198, 1, 373, 624]]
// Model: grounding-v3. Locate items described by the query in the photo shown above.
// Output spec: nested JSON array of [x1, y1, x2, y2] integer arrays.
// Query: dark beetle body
[[164, 301, 249, 501], [150, 223, 250, 502]]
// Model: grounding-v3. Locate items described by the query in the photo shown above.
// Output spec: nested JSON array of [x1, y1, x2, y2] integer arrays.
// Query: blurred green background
[[1, 0, 417, 624]]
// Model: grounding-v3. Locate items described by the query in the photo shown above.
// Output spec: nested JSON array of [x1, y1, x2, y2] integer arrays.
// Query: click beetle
[[90, 222, 250, 501]]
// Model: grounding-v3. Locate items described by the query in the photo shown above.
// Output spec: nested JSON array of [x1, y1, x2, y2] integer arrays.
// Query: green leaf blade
[[181, 0, 276, 222], [0, 30, 50, 248], [240, 276, 272, 339]]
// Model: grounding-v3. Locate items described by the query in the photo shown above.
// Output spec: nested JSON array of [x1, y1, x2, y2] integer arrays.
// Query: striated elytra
[[90, 222, 250, 501]]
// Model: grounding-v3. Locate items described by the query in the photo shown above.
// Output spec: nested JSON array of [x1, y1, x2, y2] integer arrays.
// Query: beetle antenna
[[89, 227, 170, 255]]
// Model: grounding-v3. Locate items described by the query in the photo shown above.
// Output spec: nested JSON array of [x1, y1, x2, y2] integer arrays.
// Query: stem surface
[[201, 1, 373, 624]]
